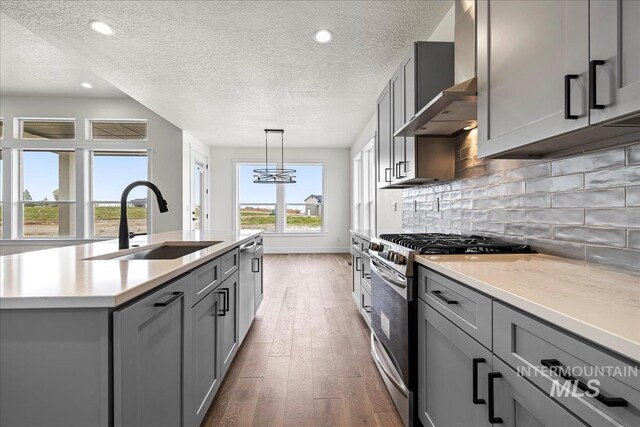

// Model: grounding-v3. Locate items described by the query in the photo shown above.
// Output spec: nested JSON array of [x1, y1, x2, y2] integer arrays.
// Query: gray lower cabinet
[[239, 240, 256, 343], [491, 356, 586, 427], [191, 287, 222, 427], [113, 275, 191, 427], [417, 299, 492, 427], [352, 251, 363, 307], [219, 271, 239, 378], [254, 238, 264, 313]]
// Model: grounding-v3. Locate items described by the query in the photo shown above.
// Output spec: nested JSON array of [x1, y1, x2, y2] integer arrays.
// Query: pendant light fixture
[[253, 129, 296, 184]]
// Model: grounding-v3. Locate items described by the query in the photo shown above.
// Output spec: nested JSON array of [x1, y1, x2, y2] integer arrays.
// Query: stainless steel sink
[[87, 241, 222, 261]]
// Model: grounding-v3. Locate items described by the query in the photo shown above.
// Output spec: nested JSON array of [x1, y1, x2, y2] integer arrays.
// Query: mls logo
[[550, 379, 601, 398]]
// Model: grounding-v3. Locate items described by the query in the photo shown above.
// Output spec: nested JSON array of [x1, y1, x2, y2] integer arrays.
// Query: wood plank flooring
[[203, 254, 403, 427]]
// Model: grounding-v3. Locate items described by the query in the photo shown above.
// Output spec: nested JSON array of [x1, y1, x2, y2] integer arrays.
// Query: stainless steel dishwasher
[[238, 239, 256, 344]]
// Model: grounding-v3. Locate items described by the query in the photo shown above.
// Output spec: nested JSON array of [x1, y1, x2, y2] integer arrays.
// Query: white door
[[191, 153, 208, 232]]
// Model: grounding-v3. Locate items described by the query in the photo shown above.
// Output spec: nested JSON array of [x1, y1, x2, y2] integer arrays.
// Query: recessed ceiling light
[[80, 82, 93, 89], [314, 30, 333, 44], [90, 20, 114, 35]]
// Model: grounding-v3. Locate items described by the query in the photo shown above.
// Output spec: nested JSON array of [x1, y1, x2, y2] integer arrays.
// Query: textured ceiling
[[0, 1, 453, 147], [0, 14, 125, 98]]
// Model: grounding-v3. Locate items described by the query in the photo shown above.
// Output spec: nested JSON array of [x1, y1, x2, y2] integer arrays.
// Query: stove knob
[[395, 254, 406, 265], [387, 251, 396, 261], [369, 242, 380, 252]]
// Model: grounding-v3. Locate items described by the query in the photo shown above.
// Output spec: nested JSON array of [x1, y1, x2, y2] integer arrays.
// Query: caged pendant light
[[253, 129, 297, 184]]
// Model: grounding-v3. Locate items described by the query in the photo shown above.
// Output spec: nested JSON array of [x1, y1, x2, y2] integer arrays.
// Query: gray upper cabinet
[[377, 82, 392, 188], [219, 271, 239, 378], [191, 287, 222, 427], [478, 0, 640, 159], [590, 0, 640, 124], [418, 299, 492, 427], [478, 0, 590, 158], [113, 275, 191, 427], [380, 41, 455, 188]]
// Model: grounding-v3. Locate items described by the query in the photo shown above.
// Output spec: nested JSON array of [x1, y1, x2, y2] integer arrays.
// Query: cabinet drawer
[[360, 286, 372, 328], [191, 259, 220, 306], [220, 248, 239, 281], [494, 302, 640, 427], [418, 266, 492, 349]]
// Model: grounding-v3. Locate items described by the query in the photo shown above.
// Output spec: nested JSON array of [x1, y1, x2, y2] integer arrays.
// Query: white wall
[[210, 147, 350, 253], [0, 95, 185, 254]]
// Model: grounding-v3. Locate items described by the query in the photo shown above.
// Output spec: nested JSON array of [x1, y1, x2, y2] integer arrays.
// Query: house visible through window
[[91, 151, 148, 237], [237, 163, 323, 233], [285, 164, 323, 232]]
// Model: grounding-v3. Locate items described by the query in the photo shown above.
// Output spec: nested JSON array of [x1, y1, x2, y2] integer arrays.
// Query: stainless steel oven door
[[370, 257, 410, 424]]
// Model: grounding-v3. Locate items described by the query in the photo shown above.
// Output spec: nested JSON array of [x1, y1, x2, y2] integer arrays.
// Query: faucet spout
[[119, 180, 169, 250]]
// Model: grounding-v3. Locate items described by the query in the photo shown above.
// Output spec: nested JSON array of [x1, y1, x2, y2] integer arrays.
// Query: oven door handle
[[371, 260, 406, 289], [371, 332, 409, 397]]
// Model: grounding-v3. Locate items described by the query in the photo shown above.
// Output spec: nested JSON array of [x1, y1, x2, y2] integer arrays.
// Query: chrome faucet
[[119, 180, 169, 249]]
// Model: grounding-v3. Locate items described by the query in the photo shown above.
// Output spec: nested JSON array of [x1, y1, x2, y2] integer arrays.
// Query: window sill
[[258, 231, 328, 237]]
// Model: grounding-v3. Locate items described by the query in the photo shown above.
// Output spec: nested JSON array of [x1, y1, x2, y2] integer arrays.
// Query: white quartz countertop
[[1, 230, 262, 309], [415, 253, 640, 364]]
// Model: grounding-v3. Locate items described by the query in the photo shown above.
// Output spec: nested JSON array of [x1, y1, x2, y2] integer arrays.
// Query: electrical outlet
[[413, 200, 418, 212], [392, 202, 398, 212], [435, 197, 440, 212]]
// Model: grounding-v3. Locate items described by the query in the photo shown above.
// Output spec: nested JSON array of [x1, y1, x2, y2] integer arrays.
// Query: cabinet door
[[351, 253, 362, 308], [114, 276, 190, 427], [391, 64, 405, 184], [377, 82, 392, 188], [491, 357, 586, 427], [219, 272, 239, 378], [191, 288, 221, 427], [402, 48, 416, 180], [254, 247, 264, 313], [417, 299, 492, 427], [478, 0, 590, 158], [590, 0, 640, 124], [239, 240, 256, 344]]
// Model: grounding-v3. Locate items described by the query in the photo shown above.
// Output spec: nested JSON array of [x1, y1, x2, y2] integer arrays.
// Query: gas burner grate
[[379, 233, 533, 255]]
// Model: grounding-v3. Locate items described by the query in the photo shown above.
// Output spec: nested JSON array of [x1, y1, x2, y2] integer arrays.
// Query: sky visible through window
[[239, 164, 322, 203], [23, 151, 147, 201]]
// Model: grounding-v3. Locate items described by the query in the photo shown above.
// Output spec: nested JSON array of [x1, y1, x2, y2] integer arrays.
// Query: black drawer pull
[[541, 359, 628, 407], [564, 74, 580, 119], [488, 372, 503, 424], [363, 306, 372, 314], [589, 60, 606, 110], [431, 290, 458, 305], [472, 358, 486, 405], [154, 291, 183, 307]]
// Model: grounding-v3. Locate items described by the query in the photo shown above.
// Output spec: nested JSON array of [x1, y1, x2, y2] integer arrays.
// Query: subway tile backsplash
[[403, 132, 640, 271]]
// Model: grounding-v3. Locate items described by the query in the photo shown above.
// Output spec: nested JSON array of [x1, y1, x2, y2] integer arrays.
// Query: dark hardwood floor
[[202, 253, 403, 427]]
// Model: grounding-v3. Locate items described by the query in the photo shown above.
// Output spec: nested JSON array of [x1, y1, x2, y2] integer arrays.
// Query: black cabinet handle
[[541, 359, 628, 407], [589, 60, 606, 110], [154, 291, 183, 307], [431, 290, 458, 305], [217, 288, 229, 315], [364, 273, 371, 280], [473, 358, 486, 405], [564, 74, 580, 119], [384, 167, 392, 183], [355, 257, 362, 272], [363, 306, 372, 313], [488, 372, 503, 424], [252, 257, 260, 273]]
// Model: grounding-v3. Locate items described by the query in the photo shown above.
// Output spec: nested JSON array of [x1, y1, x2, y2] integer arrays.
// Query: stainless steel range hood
[[395, 0, 477, 138]]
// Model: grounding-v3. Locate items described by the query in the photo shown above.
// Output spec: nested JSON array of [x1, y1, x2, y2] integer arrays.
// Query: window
[[352, 139, 376, 232], [90, 120, 148, 140], [20, 119, 75, 140], [238, 163, 277, 232], [21, 150, 76, 237], [237, 163, 324, 233], [91, 151, 148, 237], [285, 164, 323, 231], [0, 150, 3, 238]]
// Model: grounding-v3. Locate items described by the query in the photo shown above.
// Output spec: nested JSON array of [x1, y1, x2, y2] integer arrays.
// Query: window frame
[[17, 118, 77, 141], [234, 161, 326, 235], [88, 149, 151, 238], [88, 119, 148, 141]]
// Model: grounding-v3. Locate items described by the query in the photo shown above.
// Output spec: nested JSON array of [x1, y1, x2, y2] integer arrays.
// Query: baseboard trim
[[264, 246, 350, 254]]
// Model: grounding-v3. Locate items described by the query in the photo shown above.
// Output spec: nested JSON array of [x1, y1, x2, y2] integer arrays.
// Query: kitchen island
[[0, 230, 263, 427]]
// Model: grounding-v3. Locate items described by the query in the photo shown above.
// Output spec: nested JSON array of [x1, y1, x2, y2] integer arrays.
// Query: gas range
[[369, 233, 533, 277]]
